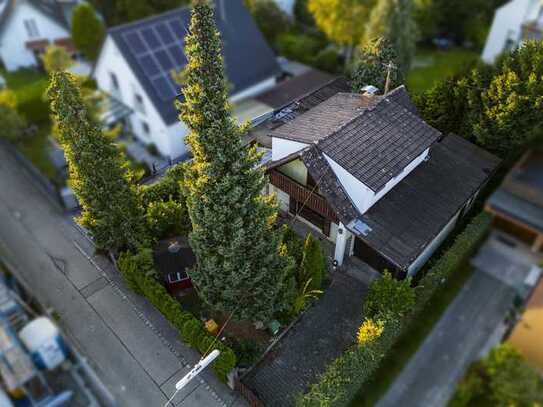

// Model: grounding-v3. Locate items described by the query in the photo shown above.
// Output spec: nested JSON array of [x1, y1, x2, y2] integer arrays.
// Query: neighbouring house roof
[[0, 0, 75, 35], [248, 77, 350, 147], [271, 85, 440, 193], [487, 148, 543, 233], [256, 69, 334, 109], [107, 0, 281, 126]]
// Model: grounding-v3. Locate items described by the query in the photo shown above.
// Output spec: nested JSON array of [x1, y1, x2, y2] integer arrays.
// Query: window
[[141, 121, 150, 135], [23, 19, 39, 38], [110, 72, 119, 90], [134, 93, 145, 114]]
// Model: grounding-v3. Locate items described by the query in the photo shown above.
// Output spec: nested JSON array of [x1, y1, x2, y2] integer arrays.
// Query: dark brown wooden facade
[[269, 169, 339, 223]]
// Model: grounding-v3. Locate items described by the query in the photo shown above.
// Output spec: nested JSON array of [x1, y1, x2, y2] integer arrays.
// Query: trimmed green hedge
[[118, 249, 237, 382], [298, 212, 492, 406]]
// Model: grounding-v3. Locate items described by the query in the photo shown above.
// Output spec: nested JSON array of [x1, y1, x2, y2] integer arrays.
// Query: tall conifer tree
[[48, 72, 147, 251], [180, 0, 290, 321]]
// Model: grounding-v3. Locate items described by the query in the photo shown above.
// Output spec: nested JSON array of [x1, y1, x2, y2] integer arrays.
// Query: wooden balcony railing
[[269, 169, 338, 223]]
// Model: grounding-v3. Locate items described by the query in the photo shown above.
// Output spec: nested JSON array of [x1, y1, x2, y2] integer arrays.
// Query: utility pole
[[383, 61, 397, 96]]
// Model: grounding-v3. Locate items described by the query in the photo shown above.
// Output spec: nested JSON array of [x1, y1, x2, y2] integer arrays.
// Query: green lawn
[[407, 48, 479, 94], [2, 68, 56, 180], [350, 263, 475, 407]]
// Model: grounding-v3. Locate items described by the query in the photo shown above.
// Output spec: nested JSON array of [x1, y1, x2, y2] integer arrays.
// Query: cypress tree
[[48, 72, 148, 251], [179, 0, 290, 322], [350, 37, 402, 92]]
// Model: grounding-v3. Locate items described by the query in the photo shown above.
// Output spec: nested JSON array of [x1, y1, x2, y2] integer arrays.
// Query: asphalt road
[[0, 145, 242, 407]]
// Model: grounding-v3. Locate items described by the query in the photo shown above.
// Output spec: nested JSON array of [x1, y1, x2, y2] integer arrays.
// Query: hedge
[[298, 212, 492, 406], [118, 249, 237, 382]]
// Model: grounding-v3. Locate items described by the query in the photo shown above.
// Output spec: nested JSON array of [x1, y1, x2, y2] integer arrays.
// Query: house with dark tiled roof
[[0, 0, 80, 71], [93, 0, 281, 159], [262, 81, 501, 277]]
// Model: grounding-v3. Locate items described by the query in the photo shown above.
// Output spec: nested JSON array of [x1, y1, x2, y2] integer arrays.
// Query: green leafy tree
[[42, 45, 73, 74], [308, 0, 376, 64], [364, 0, 418, 74], [364, 272, 415, 318], [245, 0, 292, 44], [299, 233, 325, 290], [471, 41, 543, 155], [0, 90, 26, 143], [351, 37, 402, 92], [179, 0, 290, 322], [451, 344, 543, 407], [48, 72, 148, 251], [71, 3, 106, 61]]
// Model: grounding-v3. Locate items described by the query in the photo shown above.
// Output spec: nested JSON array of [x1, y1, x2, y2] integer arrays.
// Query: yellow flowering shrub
[[357, 318, 384, 345]]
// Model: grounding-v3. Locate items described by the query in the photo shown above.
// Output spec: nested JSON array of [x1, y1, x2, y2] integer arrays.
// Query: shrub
[[275, 32, 322, 65], [357, 318, 384, 345], [299, 212, 492, 405], [146, 199, 189, 240], [42, 45, 73, 74], [182, 318, 205, 347], [246, 0, 292, 43], [313, 48, 343, 73], [281, 225, 304, 268], [71, 3, 105, 60], [299, 234, 325, 290], [364, 272, 415, 318], [117, 249, 237, 382], [450, 344, 543, 407], [146, 142, 159, 156], [298, 314, 402, 406], [414, 212, 492, 309], [139, 164, 185, 206]]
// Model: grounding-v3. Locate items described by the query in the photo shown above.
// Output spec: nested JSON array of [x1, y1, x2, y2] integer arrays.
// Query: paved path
[[243, 272, 368, 406], [0, 145, 244, 407], [376, 235, 539, 407]]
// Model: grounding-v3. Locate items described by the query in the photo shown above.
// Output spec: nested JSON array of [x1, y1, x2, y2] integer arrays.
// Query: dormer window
[[24, 19, 39, 38]]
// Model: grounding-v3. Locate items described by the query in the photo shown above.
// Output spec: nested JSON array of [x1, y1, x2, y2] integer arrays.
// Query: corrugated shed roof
[[108, 0, 281, 126]]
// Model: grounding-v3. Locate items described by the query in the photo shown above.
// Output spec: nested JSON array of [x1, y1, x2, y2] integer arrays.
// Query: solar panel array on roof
[[121, 18, 187, 102], [107, 0, 281, 126]]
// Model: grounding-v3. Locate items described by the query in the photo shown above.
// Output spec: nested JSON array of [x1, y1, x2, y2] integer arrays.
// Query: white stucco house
[[254, 80, 500, 278], [272, 0, 295, 15], [93, 0, 281, 160], [482, 0, 543, 64], [0, 0, 79, 72]]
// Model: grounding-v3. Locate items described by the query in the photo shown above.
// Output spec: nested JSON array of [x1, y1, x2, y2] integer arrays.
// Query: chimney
[[361, 85, 379, 96]]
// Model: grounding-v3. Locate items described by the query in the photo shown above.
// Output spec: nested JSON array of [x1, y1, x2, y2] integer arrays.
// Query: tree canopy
[[42, 45, 73, 74], [350, 37, 402, 92], [179, 0, 290, 322], [364, 0, 418, 73], [71, 3, 106, 61], [308, 0, 375, 56], [48, 72, 148, 251], [416, 41, 543, 157], [451, 344, 543, 407]]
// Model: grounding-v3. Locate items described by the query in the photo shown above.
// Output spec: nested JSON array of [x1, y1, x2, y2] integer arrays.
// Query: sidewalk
[[0, 145, 244, 407]]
